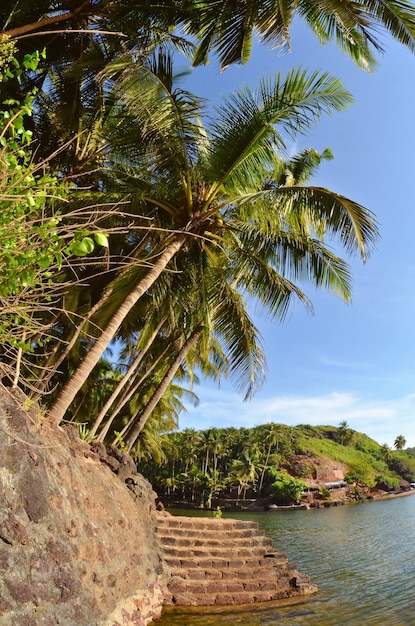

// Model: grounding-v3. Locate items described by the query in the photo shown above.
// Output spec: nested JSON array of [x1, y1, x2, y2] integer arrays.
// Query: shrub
[[317, 487, 331, 500], [269, 469, 307, 505], [375, 475, 399, 491]]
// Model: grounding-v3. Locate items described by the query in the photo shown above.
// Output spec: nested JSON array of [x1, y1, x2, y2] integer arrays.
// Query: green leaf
[[71, 237, 95, 257], [94, 232, 109, 247], [37, 256, 54, 268]]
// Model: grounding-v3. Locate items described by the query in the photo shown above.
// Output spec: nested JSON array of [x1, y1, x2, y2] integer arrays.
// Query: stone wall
[[0, 385, 165, 626]]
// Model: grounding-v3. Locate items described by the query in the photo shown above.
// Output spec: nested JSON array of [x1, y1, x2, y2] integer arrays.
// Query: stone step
[[163, 553, 291, 571], [156, 528, 270, 546], [168, 576, 292, 596], [162, 544, 268, 560], [169, 588, 298, 607], [260, 551, 290, 565], [155, 513, 318, 607], [156, 525, 266, 541], [168, 563, 292, 581], [155, 515, 259, 532]]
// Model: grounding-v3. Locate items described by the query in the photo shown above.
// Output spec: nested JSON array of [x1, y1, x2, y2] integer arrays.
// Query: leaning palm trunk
[[89, 317, 166, 438], [2, 10, 81, 40], [98, 344, 171, 443], [124, 324, 204, 453], [258, 443, 273, 496], [107, 343, 177, 444], [48, 235, 187, 426]]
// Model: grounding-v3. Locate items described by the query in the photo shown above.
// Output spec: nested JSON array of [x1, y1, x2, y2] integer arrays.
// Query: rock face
[[0, 385, 165, 626]]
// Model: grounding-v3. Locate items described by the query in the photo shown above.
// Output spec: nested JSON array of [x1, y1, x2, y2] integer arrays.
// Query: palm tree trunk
[[3, 10, 81, 40], [89, 317, 166, 438], [258, 443, 272, 496], [124, 324, 203, 453], [99, 344, 171, 443], [48, 235, 186, 427], [236, 485, 242, 506]]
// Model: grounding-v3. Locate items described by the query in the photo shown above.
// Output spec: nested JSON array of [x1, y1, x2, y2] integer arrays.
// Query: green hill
[[136, 423, 415, 508]]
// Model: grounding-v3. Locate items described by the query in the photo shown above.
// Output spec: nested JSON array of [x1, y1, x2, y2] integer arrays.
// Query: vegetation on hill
[[136, 422, 415, 507]]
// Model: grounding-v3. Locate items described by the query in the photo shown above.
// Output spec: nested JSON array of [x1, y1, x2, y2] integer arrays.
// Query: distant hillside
[[137, 423, 415, 508]]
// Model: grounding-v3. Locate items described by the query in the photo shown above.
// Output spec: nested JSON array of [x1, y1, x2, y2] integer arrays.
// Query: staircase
[[155, 512, 318, 607]]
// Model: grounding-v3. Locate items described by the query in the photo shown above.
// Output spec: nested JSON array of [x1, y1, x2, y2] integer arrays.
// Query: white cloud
[[179, 389, 415, 449]]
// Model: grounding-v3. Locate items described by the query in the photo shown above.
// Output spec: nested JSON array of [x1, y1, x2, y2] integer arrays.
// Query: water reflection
[[156, 495, 415, 625]]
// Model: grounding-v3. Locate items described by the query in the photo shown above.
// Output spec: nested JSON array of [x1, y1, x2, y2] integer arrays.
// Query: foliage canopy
[[0, 0, 413, 450]]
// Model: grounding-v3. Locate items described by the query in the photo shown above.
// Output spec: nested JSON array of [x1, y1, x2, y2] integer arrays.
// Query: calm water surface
[[157, 495, 415, 625]]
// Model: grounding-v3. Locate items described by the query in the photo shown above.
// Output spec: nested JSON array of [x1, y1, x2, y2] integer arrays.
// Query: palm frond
[[189, 0, 295, 68], [205, 69, 352, 198], [236, 222, 354, 302], [272, 186, 379, 260], [228, 183, 378, 261], [299, 0, 415, 56], [208, 280, 266, 400]]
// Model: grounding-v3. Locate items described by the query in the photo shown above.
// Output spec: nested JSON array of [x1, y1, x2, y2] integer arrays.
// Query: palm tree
[[394, 435, 407, 450], [337, 420, 354, 445], [258, 423, 281, 495], [132, 411, 176, 465], [114, 245, 266, 449], [229, 452, 259, 503], [180, 429, 204, 473], [381, 443, 393, 463], [90, 257, 232, 445], [3, 0, 414, 204], [47, 66, 378, 427]]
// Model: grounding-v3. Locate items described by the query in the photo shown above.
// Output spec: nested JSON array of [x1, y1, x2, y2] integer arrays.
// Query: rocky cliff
[[0, 385, 165, 626]]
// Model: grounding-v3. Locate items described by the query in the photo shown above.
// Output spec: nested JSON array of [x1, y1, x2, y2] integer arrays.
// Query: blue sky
[[175, 19, 415, 448]]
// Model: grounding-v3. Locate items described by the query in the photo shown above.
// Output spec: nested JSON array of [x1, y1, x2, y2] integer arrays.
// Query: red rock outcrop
[[0, 385, 165, 626]]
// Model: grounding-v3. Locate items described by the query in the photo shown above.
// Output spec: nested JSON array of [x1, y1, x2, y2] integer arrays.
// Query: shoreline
[[368, 488, 415, 502], [162, 488, 415, 514]]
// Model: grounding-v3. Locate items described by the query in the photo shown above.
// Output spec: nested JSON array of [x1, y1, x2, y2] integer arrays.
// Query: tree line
[[1, 0, 415, 455], [136, 423, 415, 507]]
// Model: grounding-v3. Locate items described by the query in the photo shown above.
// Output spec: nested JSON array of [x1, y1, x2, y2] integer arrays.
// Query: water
[[157, 495, 415, 625]]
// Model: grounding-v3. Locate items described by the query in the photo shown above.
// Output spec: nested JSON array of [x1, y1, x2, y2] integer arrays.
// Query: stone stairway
[[155, 512, 318, 607]]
